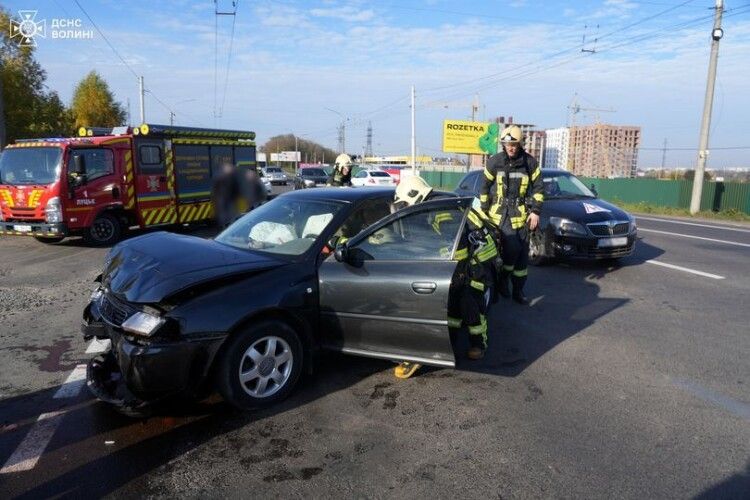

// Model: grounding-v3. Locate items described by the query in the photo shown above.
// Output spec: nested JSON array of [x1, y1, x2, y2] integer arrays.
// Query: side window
[[136, 140, 165, 175], [471, 171, 483, 193], [69, 149, 114, 180], [355, 171, 367, 178], [354, 205, 464, 261], [335, 198, 393, 242]]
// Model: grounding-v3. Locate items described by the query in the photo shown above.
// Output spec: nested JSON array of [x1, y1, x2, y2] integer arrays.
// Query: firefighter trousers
[[499, 227, 529, 290], [447, 284, 488, 349]]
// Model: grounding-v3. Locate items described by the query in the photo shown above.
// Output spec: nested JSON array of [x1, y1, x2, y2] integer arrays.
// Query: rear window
[[370, 171, 390, 177], [266, 167, 282, 173], [303, 168, 326, 176]]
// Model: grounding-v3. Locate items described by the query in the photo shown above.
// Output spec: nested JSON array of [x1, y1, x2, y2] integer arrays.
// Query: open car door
[[318, 197, 473, 367]]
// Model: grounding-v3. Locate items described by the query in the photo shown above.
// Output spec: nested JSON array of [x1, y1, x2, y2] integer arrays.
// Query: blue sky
[[6, 0, 750, 168]]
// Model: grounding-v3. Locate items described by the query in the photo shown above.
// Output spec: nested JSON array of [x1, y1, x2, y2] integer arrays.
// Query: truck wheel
[[84, 213, 122, 246], [215, 320, 303, 411], [34, 236, 65, 244]]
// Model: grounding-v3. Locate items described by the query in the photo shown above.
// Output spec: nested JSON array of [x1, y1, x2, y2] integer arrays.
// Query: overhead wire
[[219, 1, 239, 119]]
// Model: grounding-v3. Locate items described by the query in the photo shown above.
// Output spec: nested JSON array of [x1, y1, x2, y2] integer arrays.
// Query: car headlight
[[304, 179, 315, 187], [549, 216, 587, 236], [629, 215, 637, 232], [122, 310, 165, 337], [90, 286, 103, 302], [45, 196, 63, 224]]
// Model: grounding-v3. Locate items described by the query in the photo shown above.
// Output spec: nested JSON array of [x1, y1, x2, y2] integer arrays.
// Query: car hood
[[101, 232, 285, 304], [544, 197, 630, 222]]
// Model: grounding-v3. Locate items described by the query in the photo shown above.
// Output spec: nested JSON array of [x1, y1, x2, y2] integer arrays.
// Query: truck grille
[[99, 293, 137, 327], [587, 221, 630, 236]]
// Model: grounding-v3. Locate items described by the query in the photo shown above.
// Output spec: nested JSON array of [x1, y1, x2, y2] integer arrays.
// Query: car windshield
[[0, 147, 63, 185], [303, 168, 326, 176], [215, 197, 345, 255], [266, 167, 282, 173], [370, 171, 390, 177], [543, 173, 596, 199]]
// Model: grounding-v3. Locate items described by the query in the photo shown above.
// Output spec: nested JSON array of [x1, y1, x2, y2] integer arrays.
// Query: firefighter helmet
[[394, 175, 433, 207], [335, 154, 352, 167], [500, 125, 523, 144]]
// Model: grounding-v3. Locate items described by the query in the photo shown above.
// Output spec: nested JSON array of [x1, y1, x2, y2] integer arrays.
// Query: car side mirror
[[334, 243, 348, 263], [590, 184, 598, 197], [71, 154, 86, 175]]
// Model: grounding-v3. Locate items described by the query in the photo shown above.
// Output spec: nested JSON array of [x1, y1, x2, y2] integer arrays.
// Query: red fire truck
[[0, 124, 256, 245]]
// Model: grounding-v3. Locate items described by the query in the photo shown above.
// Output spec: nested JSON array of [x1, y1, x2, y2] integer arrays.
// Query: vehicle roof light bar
[[133, 123, 255, 140]]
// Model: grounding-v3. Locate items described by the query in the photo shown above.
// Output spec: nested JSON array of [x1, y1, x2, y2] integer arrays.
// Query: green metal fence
[[579, 177, 750, 214], [418, 170, 750, 214]]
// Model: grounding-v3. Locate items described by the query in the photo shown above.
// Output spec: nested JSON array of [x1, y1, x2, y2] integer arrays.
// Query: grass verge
[[613, 200, 750, 223]]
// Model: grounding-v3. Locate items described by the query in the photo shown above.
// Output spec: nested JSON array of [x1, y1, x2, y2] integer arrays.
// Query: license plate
[[14, 224, 32, 232], [598, 237, 627, 247]]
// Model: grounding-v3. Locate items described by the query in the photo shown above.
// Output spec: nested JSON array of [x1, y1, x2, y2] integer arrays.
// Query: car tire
[[83, 213, 122, 246], [528, 229, 549, 266], [215, 320, 303, 411], [34, 236, 65, 244]]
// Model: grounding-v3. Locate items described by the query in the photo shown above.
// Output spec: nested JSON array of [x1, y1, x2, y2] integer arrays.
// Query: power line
[[219, 1, 239, 118], [72, 0, 138, 80]]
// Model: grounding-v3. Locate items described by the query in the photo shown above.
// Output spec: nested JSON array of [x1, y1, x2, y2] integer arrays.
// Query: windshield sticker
[[582, 202, 610, 214]]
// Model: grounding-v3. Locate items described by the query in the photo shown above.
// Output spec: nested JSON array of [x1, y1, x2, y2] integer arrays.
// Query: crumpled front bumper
[[81, 299, 224, 411]]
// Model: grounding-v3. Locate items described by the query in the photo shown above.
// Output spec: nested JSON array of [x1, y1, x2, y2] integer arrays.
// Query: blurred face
[[503, 142, 520, 158]]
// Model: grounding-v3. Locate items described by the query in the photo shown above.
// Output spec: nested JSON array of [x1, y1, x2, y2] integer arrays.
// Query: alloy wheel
[[238, 336, 293, 398]]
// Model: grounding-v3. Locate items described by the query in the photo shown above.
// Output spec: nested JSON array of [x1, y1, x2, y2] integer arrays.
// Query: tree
[[262, 134, 338, 164], [1, 7, 71, 143], [683, 169, 713, 182], [70, 71, 125, 128]]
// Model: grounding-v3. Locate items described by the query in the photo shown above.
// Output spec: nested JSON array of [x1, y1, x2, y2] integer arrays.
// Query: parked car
[[351, 169, 396, 187], [294, 166, 330, 189], [455, 168, 637, 263], [83, 187, 471, 413], [262, 166, 289, 185]]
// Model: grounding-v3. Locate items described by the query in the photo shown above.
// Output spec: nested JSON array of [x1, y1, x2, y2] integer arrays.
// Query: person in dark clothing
[[327, 154, 353, 186], [240, 168, 267, 211], [479, 125, 544, 305], [212, 162, 240, 228]]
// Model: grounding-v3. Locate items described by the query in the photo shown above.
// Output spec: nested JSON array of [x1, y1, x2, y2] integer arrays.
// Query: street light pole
[[294, 134, 299, 174], [139, 76, 146, 124], [690, 0, 724, 214]]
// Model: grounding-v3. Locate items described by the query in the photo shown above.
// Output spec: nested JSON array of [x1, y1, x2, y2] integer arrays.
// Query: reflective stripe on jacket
[[479, 150, 543, 229]]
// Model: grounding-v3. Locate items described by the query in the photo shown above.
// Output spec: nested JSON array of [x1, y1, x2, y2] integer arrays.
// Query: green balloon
[[478, 123, 499, 155]]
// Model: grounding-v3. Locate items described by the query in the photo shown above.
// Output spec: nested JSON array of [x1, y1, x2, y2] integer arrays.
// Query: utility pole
[[661, 138, 668, 169], [690, 0, 724, 214], [0, 62, 6, 149], [139, 76, 146, 124], [411, 85, 416, 174], [294, 134, 299, 173], [170, 111, 175, 126]]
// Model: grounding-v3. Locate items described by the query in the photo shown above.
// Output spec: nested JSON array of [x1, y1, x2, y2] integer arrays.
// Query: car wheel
[[528, 230, 549, 266], [84, 213, 122, 246], [34, 236, 65, 244], [215, 320, 303, 411]]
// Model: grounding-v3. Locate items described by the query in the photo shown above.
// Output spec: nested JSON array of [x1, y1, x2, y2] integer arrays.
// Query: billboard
[[270, 151, 301, 162], [442, 120, 491, 154]]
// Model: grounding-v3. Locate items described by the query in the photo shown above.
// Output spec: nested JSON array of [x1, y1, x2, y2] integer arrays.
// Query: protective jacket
[[327, 165, 352, 186], [433, 208, 497, 292], [479, 150, 544, 230]]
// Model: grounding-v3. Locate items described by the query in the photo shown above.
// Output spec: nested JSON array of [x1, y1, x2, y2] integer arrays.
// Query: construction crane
[[567, 93, 615, 126]]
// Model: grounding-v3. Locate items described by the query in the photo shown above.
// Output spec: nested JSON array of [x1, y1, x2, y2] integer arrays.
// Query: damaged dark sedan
[[83, 187, 474, 413]]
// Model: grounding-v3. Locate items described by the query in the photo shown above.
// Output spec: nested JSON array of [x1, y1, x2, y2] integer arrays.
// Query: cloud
[[309, 6, 375, 22]]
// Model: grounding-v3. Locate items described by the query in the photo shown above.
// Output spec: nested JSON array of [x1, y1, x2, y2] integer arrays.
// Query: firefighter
[[393, 176, 498, 379], [327, 154, 353, 187], [479, 125, 544, 305]]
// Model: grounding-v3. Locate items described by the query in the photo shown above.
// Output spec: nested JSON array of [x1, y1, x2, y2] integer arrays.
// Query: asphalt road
[[0, 208, 748, 499]]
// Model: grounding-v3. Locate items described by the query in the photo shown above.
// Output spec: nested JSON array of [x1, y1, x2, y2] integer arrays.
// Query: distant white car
[[262, 166, 289, 185], [351, 169, 396, 187]]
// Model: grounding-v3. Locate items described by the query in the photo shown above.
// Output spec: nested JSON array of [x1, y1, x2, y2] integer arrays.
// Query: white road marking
[[637, 216, 750, 233], [85, 338, 111, 354], [646, 260, 725, 280], [0, 410, 67, 474], [673, 379, 750, 420], [52, 364, 87, 399], [638, 228, 750, 248], [0, 342, 97, 474]]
